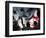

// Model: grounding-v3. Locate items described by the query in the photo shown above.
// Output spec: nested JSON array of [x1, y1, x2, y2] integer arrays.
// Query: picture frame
[[5, 1, 45, 37]]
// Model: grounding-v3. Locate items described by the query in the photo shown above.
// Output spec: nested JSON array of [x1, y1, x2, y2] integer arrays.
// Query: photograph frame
[[5, 1, 45, 37]]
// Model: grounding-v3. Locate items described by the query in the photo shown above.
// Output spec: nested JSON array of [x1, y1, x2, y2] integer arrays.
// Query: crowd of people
[[13, 7, 40, 31]]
